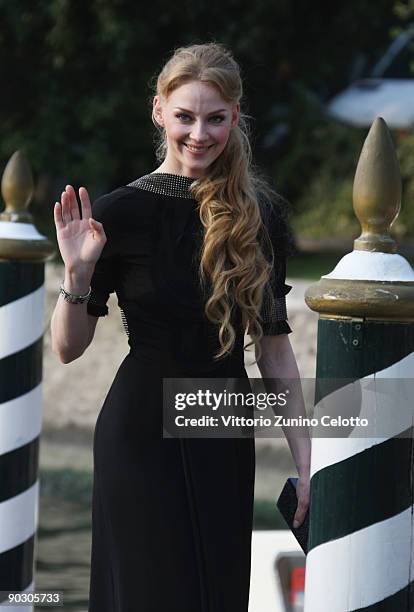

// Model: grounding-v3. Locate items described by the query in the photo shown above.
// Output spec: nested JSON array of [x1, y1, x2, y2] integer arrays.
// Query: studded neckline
[[126, 172, 198, 200]]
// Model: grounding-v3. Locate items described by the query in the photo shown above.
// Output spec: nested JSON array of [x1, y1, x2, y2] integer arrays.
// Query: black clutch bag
[[276, 477, 309, 555]]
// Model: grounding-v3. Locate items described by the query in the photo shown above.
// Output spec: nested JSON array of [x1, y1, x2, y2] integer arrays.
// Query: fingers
[[293, 507, 307, 528], [65, 185, 81, 221], [293, 497, 310, 528], [79, 186, 92, 219], [53, 201, 64, 230], [60, 191, 72, 225], [55, 187, 75, 226], [89, 217, 106, 242], [54, 185, 91, 228]]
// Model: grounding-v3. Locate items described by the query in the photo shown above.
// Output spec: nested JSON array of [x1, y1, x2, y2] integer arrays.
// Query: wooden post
[[0, 151, 54, 611], [304, 117, 414, 611]]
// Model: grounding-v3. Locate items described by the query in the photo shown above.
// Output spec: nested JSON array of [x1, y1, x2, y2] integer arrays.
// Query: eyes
[[175, 113, 225, 124]]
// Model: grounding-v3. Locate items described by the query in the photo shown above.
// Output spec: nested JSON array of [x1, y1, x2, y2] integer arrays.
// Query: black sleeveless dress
[[86, 172, 292, 612]]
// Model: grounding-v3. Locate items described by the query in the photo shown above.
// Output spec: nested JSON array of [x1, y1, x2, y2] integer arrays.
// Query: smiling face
[[153, 80, 240, 178]]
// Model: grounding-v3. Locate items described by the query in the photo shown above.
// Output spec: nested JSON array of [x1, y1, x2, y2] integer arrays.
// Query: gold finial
[[0, 150, 55, 262], [0, 149, 34, 222], [353, 116, 401, 253], [304, 116, 414, 321]]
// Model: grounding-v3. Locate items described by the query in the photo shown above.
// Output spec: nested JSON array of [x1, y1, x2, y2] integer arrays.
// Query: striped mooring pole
[[0, 151, 54, 610], [304, 117, 414, 611]]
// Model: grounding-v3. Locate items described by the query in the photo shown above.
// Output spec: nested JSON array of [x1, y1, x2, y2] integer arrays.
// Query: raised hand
[[54, 185, 107, 275], [293, 469, 310, 528]]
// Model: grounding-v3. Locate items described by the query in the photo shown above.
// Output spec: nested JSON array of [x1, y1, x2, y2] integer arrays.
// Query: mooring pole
[[304, 117, 414, 611], [0, 151, 54, 611]]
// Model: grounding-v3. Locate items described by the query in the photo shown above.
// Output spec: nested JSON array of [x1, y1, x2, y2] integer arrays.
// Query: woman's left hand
[[293, 470, 310, 528]]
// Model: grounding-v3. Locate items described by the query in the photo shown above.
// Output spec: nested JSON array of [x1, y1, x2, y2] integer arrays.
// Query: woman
[[51, 42, 310, 612]]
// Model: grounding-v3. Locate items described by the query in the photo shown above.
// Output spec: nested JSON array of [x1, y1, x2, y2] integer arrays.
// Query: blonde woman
[[51, 42, 310, 611]]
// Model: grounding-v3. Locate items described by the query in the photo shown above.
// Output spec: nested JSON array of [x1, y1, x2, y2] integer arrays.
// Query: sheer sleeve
[[258, 193, 294, 336], [86, 192, 119, 318]]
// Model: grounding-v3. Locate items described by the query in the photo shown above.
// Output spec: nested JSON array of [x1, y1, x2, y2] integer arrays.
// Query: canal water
[[34, 470, 93, 611], [33, 458, 287, 611]]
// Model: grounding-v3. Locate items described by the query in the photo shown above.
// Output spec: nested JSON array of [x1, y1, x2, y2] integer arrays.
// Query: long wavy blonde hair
[[150, 42, 288, 363]]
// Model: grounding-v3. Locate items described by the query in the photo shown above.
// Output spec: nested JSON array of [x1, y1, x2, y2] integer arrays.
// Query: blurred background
[[2, 0, 414, 609], [3, 0, 414, 254]]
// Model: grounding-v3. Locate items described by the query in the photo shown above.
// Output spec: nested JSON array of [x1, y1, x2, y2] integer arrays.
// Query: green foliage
[[394, 131, 414, 238], [287, 254, 344, 280], [289, 111, 414, 241], [0, 0, 411, 242], [288, 114, 364, 239], [394, 0, 414, 21]]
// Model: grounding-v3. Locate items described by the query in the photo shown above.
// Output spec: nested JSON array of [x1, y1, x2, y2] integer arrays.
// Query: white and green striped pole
[[0, 151, 54, 610], [304, 117, 414, 611]]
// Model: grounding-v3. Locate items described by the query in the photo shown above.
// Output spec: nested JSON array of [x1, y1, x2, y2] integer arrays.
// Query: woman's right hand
[[54, 185, 107, 275]]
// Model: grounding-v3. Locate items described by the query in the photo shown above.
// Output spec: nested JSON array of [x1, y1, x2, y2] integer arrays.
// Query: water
[[32, 457, 288, 611], [34, 496, 91, 611]]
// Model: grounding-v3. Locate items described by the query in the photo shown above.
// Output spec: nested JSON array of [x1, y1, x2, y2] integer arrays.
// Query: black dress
[[86, 172, 292, 612]]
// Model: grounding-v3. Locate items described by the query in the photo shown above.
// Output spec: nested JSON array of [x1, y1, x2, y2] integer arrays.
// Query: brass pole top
[[305, 117, 414, 320], [353, 116, 401, 253], [0, 150, 55, 262], [0, 150, 34, 223]]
